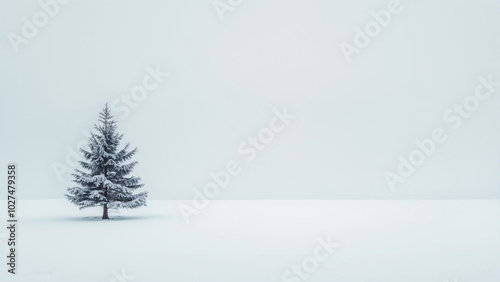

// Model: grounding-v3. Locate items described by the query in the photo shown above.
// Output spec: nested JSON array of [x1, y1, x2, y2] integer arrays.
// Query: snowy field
[[0, 200, 498, 282]]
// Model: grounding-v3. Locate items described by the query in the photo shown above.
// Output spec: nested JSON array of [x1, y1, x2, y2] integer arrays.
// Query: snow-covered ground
[[0, 200, 498, 282]]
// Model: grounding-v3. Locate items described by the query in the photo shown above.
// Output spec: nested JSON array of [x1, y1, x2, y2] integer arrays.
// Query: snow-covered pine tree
[[65, 104, 148, 219]]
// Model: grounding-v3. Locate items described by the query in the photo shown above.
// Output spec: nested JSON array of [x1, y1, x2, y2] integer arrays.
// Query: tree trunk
[[103, 163, 109, 219], [102, 204, 109, 219]]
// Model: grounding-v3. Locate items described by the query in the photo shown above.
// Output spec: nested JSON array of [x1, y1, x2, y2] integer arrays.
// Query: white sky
[[0, 0, 498, 199]]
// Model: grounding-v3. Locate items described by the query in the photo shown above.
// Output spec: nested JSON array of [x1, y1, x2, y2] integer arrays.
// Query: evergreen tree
[[65, 104, 148, 219]]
